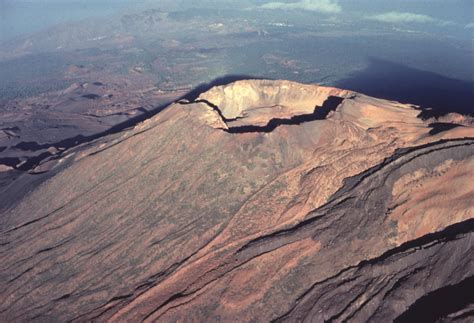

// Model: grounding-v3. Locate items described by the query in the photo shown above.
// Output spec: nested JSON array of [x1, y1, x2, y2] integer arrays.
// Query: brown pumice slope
[[0, 80, 473, 322]]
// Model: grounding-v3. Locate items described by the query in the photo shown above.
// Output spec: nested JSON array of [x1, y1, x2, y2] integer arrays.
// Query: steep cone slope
[[0, 80, 473, 321]]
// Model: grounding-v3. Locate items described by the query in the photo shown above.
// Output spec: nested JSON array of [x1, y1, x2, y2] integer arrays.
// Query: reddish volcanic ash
[[0, 80, 473, 322]]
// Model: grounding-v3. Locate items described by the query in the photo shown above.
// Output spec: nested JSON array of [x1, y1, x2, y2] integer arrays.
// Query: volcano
[[0, 80, 473, 322]]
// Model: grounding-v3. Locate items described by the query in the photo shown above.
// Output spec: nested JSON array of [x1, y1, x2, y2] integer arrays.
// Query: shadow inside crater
[[225, 96, 344, 133], [335, 58, 474, 119]]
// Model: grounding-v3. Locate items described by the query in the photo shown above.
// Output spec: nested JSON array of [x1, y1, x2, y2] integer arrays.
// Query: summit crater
[[195, 79, 353, 129]]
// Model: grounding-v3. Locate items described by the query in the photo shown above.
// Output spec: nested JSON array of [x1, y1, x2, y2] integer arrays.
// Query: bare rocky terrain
[[1, 7, 472, 194], [0, 80, 472, 321]]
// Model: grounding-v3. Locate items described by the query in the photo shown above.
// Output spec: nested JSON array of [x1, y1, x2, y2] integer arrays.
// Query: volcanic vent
[[188, 80, 354, 130]]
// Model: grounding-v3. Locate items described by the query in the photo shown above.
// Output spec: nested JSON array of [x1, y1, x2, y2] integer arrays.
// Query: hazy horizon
[[1, 0, 473, 42]]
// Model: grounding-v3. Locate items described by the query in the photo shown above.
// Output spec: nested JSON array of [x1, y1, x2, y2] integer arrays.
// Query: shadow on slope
[[395, 275, 474, 323], [335, 58, 474, 119]]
